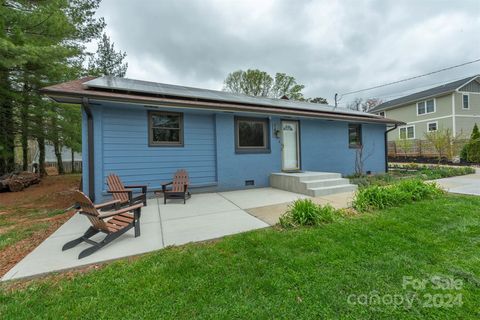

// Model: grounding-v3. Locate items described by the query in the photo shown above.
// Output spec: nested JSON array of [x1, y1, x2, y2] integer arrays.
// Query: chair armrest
[[125, 185, 147, 190], [125, 185, 148, 196], [161, 181, 173, 192], [107, 190, 132, 194], [98, 203, 143, 219], [94, 199, 121, 209]]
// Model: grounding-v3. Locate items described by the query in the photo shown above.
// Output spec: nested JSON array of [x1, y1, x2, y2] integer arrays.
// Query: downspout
[[82, 97, 95, 201], [385, 124, 398, 172]]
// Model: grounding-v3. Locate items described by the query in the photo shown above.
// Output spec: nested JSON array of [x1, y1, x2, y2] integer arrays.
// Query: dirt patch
[[0, 175, 81, 278]]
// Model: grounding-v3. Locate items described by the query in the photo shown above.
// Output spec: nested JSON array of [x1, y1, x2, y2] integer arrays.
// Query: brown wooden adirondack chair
[[159, 169, 191, 204], [63, 191, 142, 259], [106, 174, 147, 206]]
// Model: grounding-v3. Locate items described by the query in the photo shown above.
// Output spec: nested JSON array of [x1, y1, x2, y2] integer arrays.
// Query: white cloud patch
[[94, 0, 480, 105]]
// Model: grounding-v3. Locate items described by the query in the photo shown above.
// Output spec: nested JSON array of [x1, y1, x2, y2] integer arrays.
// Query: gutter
[[45, 91, 403, 126], [384, 124, 398, 172], [82, 97, 95, 201]]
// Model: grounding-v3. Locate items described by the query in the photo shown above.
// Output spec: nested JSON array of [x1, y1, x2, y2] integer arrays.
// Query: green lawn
[[1, 195, 479, 319]]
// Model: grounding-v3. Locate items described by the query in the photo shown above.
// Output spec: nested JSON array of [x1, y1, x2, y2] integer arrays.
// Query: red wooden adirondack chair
[[63, 191, 142, 259], [106, 174, 147, 206], [159, 169, 191, 204]]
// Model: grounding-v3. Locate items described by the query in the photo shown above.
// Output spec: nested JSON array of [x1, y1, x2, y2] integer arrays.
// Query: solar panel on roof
[[84, 76, 378, 118]]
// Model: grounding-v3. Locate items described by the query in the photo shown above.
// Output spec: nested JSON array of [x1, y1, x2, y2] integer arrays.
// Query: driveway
[[434, 168, 480, 196]]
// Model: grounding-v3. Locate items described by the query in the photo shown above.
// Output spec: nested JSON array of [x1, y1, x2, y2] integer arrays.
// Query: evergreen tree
[[87, 33, 128, 77], [0, 0, 105, 175]]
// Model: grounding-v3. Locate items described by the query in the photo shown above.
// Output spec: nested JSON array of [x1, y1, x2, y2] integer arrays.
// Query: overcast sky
[[93, 0, 480, 107]]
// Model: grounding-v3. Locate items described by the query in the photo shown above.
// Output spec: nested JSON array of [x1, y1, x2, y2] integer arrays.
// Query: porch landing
[[270, 171, 357, 197]]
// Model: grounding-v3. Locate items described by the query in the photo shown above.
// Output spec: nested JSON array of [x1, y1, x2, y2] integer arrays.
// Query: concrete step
[[303, 178, 351, 188], [297, 172, 342, 181], [270, 171, 356, 197], [307, 184, 358, 197]]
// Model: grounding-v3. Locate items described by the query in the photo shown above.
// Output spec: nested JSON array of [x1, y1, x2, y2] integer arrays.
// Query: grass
[[279, 199, 344, 227], [350, 164, 476, 188], [0, 174, 80, 252], [1, 195, 479, 319], [0, 207, 67, 251]]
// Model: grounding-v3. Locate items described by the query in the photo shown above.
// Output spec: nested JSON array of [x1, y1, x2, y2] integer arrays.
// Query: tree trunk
[[51, 114, 64, 175], [38, 136, 46, 177], [54, 141, 64, 174], [37, 113, 47, 177], [71, 149, 75, 173], [0, 72, 15, 175], [21, 103, 29, 171]]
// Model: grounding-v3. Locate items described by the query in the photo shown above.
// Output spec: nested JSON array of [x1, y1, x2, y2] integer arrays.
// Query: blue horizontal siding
[[99, 105, 217, 193], [85, 101, 387, 202]]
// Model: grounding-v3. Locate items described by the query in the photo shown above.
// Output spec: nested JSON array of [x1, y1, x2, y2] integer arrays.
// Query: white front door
[[281, 120, 300, 171]]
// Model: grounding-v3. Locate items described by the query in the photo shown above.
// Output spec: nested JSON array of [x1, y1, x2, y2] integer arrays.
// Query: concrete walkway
[[245, 191, 355, 225], [433, 168, 480, 196], [2, 193, 269, 281], [3, 187, 355, 281]]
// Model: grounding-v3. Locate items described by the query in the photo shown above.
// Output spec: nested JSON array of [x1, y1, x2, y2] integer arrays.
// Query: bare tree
[[355, 143, 375, 176], [347, 98, 383, 112]]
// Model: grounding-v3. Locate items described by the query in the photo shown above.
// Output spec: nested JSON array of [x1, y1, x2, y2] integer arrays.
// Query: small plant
[[279, 199, 343, 228], [353, 179, 443, 212]]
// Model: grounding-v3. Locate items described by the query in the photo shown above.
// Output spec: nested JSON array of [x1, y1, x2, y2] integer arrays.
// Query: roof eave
[[43, 89, 403, 125]]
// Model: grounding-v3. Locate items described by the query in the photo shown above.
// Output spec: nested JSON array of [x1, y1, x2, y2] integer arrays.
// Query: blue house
[[42, 76, 402, 202]]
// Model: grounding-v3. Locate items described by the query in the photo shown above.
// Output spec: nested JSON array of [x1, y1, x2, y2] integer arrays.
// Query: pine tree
[[0, 0, 105, 175], [87, 33, 128, 77]]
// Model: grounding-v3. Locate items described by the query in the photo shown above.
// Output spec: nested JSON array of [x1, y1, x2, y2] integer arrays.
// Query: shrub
[[353, 179, 443, 212], [279, 199, 343, 228], [461, 123, 480, 163]]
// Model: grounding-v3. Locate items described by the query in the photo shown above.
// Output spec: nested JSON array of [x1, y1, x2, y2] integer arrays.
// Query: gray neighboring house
[[370, 75, 480, 141]]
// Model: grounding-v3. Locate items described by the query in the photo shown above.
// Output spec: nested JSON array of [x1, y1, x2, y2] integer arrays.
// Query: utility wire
[[338, 58, 480, 98], [336, 75, 470, 108]]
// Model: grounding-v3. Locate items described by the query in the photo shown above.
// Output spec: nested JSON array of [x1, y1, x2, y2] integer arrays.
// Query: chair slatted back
[[172, 169, 189, 192], [107, 174, 129, 203], [73, 191, 110, 233]]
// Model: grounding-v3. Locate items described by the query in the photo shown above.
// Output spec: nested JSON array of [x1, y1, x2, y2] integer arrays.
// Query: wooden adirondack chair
[[106, 174, 147, 206], [159, 169, 191, 204], [63, 191, 142, 259]]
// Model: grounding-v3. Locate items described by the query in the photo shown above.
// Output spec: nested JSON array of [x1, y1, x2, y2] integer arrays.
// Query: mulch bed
[[0, 175, 81, 278]]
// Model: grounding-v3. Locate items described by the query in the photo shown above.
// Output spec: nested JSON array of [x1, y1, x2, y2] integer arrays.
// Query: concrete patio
[[433, 167, 480, 196], [2, 187, 354, 281]]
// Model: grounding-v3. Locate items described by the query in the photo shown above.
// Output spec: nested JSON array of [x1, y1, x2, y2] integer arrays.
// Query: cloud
[[95, 0, 480, 105]]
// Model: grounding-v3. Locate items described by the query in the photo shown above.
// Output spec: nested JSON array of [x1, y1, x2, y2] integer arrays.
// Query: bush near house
[[460, 123, 480, 163], [352, 179, 443, 212], [279, 199, 344, 228]]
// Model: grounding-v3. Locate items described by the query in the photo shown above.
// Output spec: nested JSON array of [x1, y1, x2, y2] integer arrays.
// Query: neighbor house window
[[399, 125, 415, 139], [378, 111, 386, 117], [348, 124, 362, 148], [427, 122, 437, 132], [235, 117, 270, 153], [463, 94, 469, 109], [148, 111, 183, 146], [417, 99, 435, 115]]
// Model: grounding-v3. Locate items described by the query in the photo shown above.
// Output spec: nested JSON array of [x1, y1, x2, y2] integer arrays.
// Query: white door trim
[[281, 120, 300, 171]]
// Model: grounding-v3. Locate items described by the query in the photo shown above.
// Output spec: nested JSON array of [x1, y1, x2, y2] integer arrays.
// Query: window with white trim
[[399, 125, 415, 139], [378, 111, 385, 117], [417, 99, 435, 115], [427, 122, 437, 132], [463, 94, 469, 109]]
